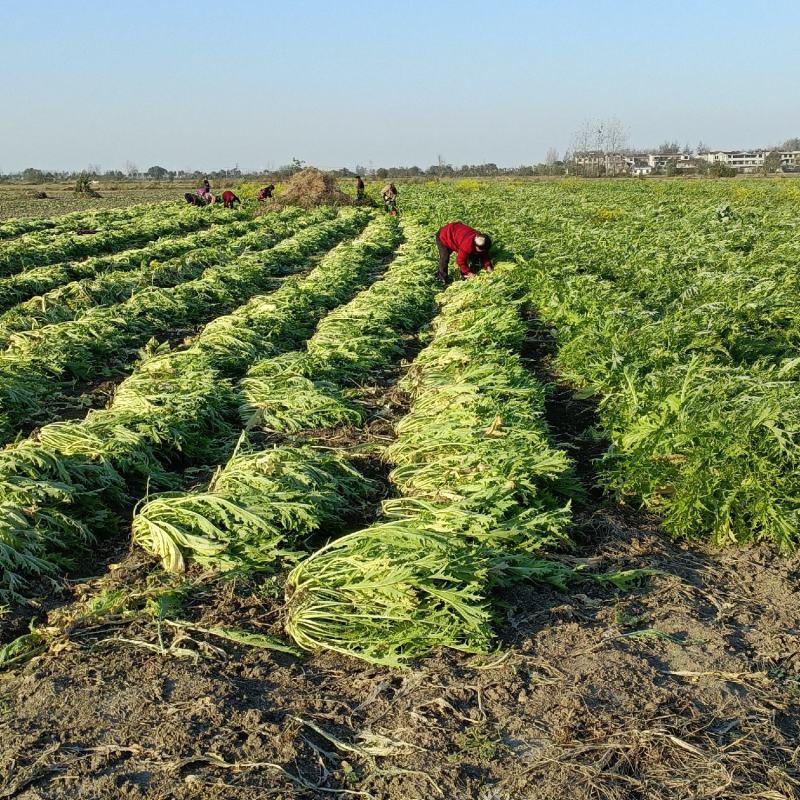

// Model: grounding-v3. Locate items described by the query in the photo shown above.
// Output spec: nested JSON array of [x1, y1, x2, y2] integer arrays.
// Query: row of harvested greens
[[133, 241, 580, 666], [132, 220, 438, 572], [0, 210, 393, 603], [0, 208, 353, 442], [285, 264, 578, 666], [0, 202, 222, 276]]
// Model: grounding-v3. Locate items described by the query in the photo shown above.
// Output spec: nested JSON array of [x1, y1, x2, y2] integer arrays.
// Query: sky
[[1, 0, 799, 172]]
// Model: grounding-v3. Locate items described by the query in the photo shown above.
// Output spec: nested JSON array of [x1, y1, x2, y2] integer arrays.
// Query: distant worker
[[257, 184, 275, 201], [202, 176, 211, 194], [186, 191, 212, 206], [436, 222, 493, 285], [221, 190, 241, 209], [355, 175, 365, 201], [195, 184, 215, 205], [381, 183, 398, 215]]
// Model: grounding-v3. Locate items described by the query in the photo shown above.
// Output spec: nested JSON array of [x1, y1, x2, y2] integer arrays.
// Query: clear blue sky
[[1, 0, 798, 172]]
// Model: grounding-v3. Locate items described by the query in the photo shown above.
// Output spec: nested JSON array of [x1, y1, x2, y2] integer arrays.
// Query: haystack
[[278, 168, 352, 208]]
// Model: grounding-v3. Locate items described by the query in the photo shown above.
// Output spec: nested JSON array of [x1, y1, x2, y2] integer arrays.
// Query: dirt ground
[[1, 509, 798, 800], [0, 186, 191, 221]]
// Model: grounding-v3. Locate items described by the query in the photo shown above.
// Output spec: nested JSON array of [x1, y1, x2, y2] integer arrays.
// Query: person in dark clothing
[[221, 190, 240, 209], [185, 192, 209, 206], [355, 175, 365, 200], [257, 185, 275, 201], [436, 222, 493, 284], [202, 177, 211, 194]]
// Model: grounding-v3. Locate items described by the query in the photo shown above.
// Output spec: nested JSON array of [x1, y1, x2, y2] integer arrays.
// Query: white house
[[647, 152, 692, 170], [702, 150, 767, 172]]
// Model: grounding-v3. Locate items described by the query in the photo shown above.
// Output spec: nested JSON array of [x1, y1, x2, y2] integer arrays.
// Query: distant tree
[[709, 162, 736, 178], [74, 172, 100, 195], [375, 167, 388, 180], [781, 137, 800, 150], [545, 147, 559, 165], [146, 165, 169, 180], [600, 117, 628, 156], [22, 168, 45, 183], [764, 151, 782, 173], [570, 117, 628, 175], [697, 140, 709, 154], [658, 141, 681, 154], [125, 160, 138, 178]]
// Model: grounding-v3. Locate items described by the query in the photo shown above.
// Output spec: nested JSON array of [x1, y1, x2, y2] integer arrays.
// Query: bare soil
[[1, 510, 798, 800]]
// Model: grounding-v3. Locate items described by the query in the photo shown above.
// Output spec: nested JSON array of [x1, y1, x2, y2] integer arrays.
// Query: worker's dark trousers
[[436, 236, 453, 284]]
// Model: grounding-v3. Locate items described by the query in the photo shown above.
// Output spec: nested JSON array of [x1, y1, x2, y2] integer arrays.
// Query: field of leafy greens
[[0, 182, 798, 800], [404, 179, 800, 551], [0, 181, 798, 635]]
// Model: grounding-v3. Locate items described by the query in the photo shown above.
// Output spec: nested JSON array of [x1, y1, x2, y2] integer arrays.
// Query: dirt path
[[1, 315, 798, 800]]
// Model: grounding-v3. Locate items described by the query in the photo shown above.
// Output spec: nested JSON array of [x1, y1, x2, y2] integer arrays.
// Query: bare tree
[[570, 121, 597, 175], [603, 118, 629, 175], [570, 117, 628, 176], [572, 119, 595, 154], [545, 147, 559, 166], [125, 161, 138, 178]]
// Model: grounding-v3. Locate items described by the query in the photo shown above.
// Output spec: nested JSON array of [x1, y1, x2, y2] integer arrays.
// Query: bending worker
[[221, 190, 241, 209], [436, 221, 493, 284], [381, 182, 398, 215]]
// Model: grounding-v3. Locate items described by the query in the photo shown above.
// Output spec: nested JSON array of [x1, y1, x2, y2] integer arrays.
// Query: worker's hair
[[474, 233, 492, 251]]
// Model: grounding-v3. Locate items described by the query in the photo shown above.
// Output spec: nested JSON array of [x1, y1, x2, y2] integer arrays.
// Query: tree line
[[4, 136, 799, 184]]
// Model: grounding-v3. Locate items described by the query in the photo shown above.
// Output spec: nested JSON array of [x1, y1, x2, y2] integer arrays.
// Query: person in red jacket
[[221, 190, 240, 209], [436, 222, 493, 284]]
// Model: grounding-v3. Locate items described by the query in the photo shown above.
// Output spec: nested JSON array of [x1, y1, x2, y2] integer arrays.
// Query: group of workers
[[184, 177, 274, 209], [184, 177, 243, 209], [184, 176, 492, 285], [355, 176, 399, 216]]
